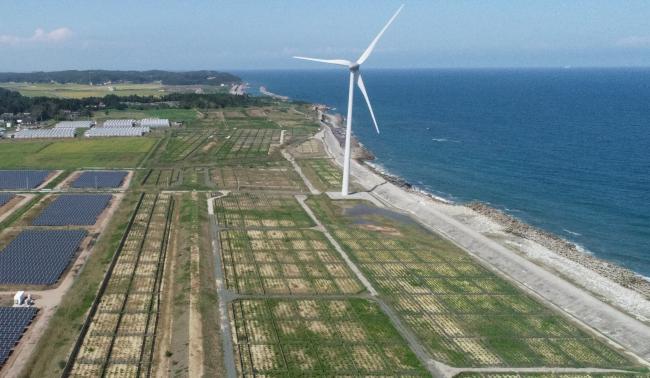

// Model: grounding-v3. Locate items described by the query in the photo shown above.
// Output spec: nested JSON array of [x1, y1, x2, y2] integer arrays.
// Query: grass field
[[0, 82, 227, 99], [0, 137, 157, 168], [306, 195, 637, 369], [230, 298, 428, 376]]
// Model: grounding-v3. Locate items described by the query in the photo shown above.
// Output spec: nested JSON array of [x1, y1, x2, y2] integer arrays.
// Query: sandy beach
[[316, 118, 650, 364]]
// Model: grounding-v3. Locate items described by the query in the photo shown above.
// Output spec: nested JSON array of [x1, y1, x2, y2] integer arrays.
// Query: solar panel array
[[71, 171, 128, 188], [0, 307, 38, 366], [32, 194, 112, 226], [0, 170, 50, 189], [85, 127, 149, 137], [54, 121, 93, 129], [0, 229, 87, 285], [102, 119, 135, 128], [139, 118, 169, 128], [12, 129, 75, 139], [0, 193, 14, 207]]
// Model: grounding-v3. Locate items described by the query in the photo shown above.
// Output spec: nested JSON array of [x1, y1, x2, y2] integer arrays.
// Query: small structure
[[102, 119, 135, 128], [139, 118, 170, 128], [54, 120, 94, 129], [13, 291, 26, 306]]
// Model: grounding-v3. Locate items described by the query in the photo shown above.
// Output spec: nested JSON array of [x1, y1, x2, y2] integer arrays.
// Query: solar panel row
[[0, 171, 51, 190], [32, 194, 112, 226], [0, 307, 38, 367], [0, 193, 15, 207], [71, 171, 127, 189], [0, 230, 87, 285]]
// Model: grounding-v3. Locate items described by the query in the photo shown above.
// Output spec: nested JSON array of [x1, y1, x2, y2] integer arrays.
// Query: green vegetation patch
[[219, 228, 363, 295], [230, 298, 428, 376], [210, 161, 305, 192], [214, 192, 313, 228], [0, 138, 157, 169], [296, 158, 344, 192], [305, 195, 638, 369]]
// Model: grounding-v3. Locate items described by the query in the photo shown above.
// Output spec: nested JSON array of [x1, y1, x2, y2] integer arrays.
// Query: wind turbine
[[294, 5, 403, 196]]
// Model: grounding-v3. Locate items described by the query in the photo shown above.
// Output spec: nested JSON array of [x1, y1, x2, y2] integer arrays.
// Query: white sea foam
[[573, 243, 594, 256], [431, 137, 460, 143], [563, 228, 582, 236]]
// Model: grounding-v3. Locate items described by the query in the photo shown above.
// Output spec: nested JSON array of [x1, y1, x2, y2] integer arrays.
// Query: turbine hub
[[349, 63, 360, 72]]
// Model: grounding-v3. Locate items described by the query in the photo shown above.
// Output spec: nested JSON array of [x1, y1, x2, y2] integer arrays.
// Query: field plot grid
[[159, 129, 214, 162], [230, 299, 428, 377], [0, 170, 51, 189], [212, 129, 281, 161], [0, 230, 87, 285], [214, 192, 313, 229], [211, 162, 305, 192], [32, 194, 112, 226], [0, 307, 38, 367], [71, 171, 128, 188], [297, 158, 343, 191], [70, 193, 172, 377], [328, 223, 634, 369], [140, 168, 182, 188], [220, 228, 363, 295]]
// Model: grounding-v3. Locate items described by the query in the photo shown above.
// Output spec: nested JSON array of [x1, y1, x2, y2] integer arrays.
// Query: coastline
[[312, 115, 650, 362], [321, 111, 650, 299], [362, 151, 650, 299]]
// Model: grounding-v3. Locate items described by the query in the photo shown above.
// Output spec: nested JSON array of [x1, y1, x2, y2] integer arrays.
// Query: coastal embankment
[[316, 119, 650, 363], [259, 86, 289, 101]]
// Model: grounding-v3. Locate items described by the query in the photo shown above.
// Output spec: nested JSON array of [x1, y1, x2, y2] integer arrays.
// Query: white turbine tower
[[294, 5, 403, 196]]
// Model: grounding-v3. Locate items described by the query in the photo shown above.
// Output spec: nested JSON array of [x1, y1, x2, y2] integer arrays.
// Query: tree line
[[0, 70, 241, 85], [0, 88, 264, 121]]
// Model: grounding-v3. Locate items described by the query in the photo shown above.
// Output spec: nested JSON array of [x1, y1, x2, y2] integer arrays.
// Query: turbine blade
[[293, 56, 351, 66], [357, 74, 380, 134], [356, 4, 404, 65]]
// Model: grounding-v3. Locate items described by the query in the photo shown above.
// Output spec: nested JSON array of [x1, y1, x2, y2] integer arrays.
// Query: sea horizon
[[239, 67, 650, 277]]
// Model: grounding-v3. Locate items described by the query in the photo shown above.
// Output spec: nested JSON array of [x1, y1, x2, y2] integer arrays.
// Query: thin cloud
[[616, 35, 650, 48], [0, 27, 73, 45]]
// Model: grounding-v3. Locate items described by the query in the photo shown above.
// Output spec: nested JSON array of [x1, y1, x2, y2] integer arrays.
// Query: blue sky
[[1, 0, 650, 71]]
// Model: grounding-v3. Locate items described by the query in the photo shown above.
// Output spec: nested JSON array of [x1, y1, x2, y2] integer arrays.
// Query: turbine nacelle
[[348, 63, 360, 72]]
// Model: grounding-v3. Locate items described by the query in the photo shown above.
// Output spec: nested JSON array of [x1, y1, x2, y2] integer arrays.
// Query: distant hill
[[0, 70, 241, 85]]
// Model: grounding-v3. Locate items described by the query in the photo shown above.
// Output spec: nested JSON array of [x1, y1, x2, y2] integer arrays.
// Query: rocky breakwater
[[468, 202, 650, 299]]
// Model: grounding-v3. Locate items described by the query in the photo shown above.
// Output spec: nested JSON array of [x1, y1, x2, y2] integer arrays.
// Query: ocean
[[237, 68, 650, 277]]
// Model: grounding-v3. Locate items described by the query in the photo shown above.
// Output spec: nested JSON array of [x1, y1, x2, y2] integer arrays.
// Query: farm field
[[69, 193, 173, 376], [305, 195, 637, 369], [6, 101, 647, 378], [296, 158, 344, 192], [210, 161, 305, 192], [0, 138, 157, 169], [230, 298, 428, 376], [213, 192, 313, 229], [0, 82, 227, 99]]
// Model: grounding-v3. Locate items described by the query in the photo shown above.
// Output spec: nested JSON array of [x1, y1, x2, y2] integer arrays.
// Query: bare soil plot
[[230, 298, 428, 376], [288, 138, 328, 159], [219, 228, 363, 295], [213, 192, 313, 229], [210, 162, 306, 192], [306, 195, 639, 369]]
